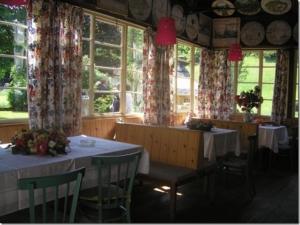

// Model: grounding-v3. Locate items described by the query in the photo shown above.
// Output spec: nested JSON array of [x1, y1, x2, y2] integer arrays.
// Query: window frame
[[82, 9, 145, 117], [233, 49, 277, 116], [174, 39, 201, 114]]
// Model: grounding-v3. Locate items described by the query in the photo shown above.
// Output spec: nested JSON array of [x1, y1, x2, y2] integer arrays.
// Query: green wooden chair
[[17, 167, 85, 223], [79, 150, 141, 223]]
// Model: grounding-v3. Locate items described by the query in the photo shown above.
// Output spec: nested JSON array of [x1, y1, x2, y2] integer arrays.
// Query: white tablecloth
[[258, 125, 289, 153], [204, 128, 240, 161], [0, 135, 149, 216]]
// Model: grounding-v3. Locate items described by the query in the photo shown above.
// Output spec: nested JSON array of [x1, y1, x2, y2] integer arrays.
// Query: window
[[0, 5, 28, 121], [294, 50, 299, 118], [235, 50, 277, 116], [82, 12, 144, 116], [175, 42, 201, 113]]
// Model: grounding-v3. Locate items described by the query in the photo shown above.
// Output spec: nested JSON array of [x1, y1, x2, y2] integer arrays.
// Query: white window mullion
[[89, 15, 95, 115]]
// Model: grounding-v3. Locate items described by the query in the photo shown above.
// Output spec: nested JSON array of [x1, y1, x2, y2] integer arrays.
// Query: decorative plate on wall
[[186, 14, 199, 40], [235, 0, 261, 15], [171, 4, 186, 35], [266, 20, 291, 45], [261, 0, 291, 15], [212, 0, 235, 16], [241, 22, 265, 46], [152, 0, 170, 26], [129, 0, 152, 21], [293, 23, 298, 42]]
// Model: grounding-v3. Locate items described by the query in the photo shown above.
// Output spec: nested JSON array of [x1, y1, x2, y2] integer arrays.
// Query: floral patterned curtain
[[142, 28, 175, 126], [27, 0, 83, 135], [271, 49, 289, 123], [197, 48, 233, 119]]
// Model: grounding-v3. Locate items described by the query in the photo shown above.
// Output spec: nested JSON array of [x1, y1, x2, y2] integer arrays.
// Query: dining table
[[0, 135, 149, 217], [258, 125, 289, 153], [203, 127, 241, 161], [174, 126, 241, 162]]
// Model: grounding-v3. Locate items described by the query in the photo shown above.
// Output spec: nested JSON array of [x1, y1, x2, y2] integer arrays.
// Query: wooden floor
[[0, 160, 298, 223], [131, 166, 298, 223]]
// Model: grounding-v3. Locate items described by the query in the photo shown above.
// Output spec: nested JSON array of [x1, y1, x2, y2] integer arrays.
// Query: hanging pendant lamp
[[0, 0, 27, 5], [228, 43, 243, 61], [155, 17, 176, 46]]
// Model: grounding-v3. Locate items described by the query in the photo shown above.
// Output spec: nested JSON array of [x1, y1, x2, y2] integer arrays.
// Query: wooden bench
[[115, 123, 217, 220]]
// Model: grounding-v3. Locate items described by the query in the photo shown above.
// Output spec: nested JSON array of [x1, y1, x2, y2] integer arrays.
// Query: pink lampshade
[[155, 17, 176, 46], [228, 43, 243, 61], [0, 0, 27, 5]]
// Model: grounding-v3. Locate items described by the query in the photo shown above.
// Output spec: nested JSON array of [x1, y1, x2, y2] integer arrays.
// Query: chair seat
[[80, 185, 126, 205], [223, 158, 247, 169], [147, 161, 197, 184]]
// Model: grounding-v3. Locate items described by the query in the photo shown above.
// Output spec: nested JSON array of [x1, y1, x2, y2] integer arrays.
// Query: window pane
[[0, 24, 14, 55], [127, 49, 142, 70], [263, 51, 277, 66], [239, 51, 259, 66], [237, 83, 258, 94], [94, 93, 117, 113], [177, 77, 191, 112], [95, 20, 121, 45], [82, 41, 90, 64], [82, 65, 90, 89], [260, 100, 272, 116], [261, 83, 274, 100], [238, 67, 259, 82], [83, 14, 90, 38], [0, 5, 26, 24], [94, 45, 121, 67], [178, 44, 191, 62], [194, 48, 201, 113], [127, 26, 143, 114], [262, 68, 276, 83], [94, 67, 120, 91], [127, 27, 143, 49]]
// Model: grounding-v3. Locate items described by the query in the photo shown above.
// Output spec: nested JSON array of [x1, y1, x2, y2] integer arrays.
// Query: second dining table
[[203, 127, 241, 161]]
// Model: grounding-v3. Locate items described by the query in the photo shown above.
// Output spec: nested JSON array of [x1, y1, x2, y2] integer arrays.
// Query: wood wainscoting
[[0, 116, 143, 143], [115, 123, 204, 169], [199, 119, 258, 152]]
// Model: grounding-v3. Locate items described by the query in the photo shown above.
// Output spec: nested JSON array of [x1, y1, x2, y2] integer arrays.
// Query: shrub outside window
[[0, 5, 28, 121]]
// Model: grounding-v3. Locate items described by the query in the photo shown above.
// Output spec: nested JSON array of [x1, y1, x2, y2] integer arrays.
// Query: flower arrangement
[[186, 119, 213, 131], [235, 86, 264, 113], [11, 129, 70, 156]]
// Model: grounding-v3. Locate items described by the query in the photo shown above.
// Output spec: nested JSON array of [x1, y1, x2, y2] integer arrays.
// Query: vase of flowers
[[235, 85, 263, 123], [11, 128, 70, 156]]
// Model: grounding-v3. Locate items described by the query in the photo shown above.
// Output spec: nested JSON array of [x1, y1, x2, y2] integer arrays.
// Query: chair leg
[[126, 200, 131, 223], [169, 183, 177, 222]]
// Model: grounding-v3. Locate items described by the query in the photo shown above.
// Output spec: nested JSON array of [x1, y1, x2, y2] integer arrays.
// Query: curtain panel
[[27, 0, 83, 135], [197, 48, 233, 120], [271, 49, 289, 123], [142, 28, 175, 126]]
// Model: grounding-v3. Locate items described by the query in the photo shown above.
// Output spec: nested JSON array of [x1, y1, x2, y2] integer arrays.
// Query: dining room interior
[[0, 0, 298, 223]]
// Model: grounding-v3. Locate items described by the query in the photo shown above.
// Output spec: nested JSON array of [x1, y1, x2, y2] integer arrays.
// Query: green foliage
[[7, 88, 27, 111], [94, 95, 113, 113]]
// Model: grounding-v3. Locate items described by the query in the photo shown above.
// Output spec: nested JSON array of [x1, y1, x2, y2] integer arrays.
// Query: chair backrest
[[18, 167, 85, 223], [247, 134, 257, 171], [91, 150, 141, 222]]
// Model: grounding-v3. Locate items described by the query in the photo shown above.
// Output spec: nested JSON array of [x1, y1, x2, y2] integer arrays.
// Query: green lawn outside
[[0, 110, 28, 120]]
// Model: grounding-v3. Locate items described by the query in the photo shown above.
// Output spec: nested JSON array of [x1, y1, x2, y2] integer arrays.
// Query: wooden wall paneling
[[159, 128, 171, 163], [186, 130, 202, 169], [176, 130, 189, 167], [151, 127, 162, 162], [0, 123, 29, 143], [167, 129, 180, 166], [115, 123, 128, 142], [143, 126, 154, 161]]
